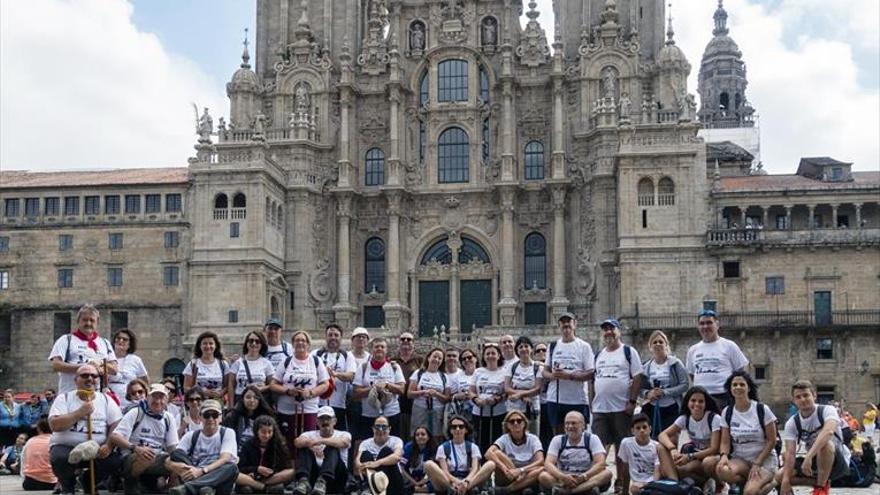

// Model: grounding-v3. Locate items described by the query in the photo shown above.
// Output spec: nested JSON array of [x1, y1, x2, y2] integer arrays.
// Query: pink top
[[23, 434, 57, 484]]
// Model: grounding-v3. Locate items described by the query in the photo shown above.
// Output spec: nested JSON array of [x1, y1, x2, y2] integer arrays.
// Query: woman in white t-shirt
[[657, 386, 723, 488], [107, 329, 149, 409], [424, 415, 495, 493], [409, 348, 451, 442], [485, 410, 544, 493], [226, 331, 276, 407], [504, 336, 543, 434], [640, 330, 689, 438], [182, 332, 229, 401], [717, 371, 778, 495], [470, 343, 508, 455]]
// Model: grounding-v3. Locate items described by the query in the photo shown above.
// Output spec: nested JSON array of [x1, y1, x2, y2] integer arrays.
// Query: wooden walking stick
[[77, 388, 97, 495]]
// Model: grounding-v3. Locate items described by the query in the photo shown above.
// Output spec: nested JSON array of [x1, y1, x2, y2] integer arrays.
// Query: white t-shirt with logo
[[265, 343, 292, 370], [492, 433, 543, 467], [298, 429, 352, 466], [108, 354, 149, 407], [313, 349, 358, 409], [547, 432, 605, 474], [507, 361, 542, 413], [545, 338, 594, 405], [182, 359, 228, 394], [592, 346, 643, 413], [114, 406, 179, 452], [48, 334, 117, 394], [719, 401, 776, 462], [435, 440, 481, 474], [228, 357, 275, 396], [178, 427, 238, 466], [782, 405, 850, 465], [686, 338, 749, 395], [49, 391, 122, 446], [617, 437, 659, 483], [353, 362, 406, 417], [673, 413, 722, 451], [273, 356, 330, 415], [642, 359, 677, 407], [471, 367, 508, 417], [358, 435, 404, 458], [409, 369, 447, 410]]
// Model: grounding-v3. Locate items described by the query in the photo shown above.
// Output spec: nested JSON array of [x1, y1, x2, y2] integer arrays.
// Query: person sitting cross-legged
[[539, 411, 612, 495], [353, 416, 405, 495], [289, 406, 351, 495], [236, 415, 294, 494], [484, 410, 543, 494], [423, 416, 495, 495]]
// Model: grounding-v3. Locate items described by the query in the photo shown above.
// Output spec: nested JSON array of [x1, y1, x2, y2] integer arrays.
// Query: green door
[[419, 281, 449, 337], [460, 279, 492, 334], [814, 291, 832, 326]]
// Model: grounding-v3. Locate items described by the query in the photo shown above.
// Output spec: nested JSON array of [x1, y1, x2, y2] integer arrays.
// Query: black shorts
[[794, 449, 849, 482]]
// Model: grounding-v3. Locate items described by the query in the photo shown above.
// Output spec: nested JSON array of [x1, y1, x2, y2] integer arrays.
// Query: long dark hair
[[249, 415, 291, 470], [407, 426, 438, 471], [228, 386, 274, 419], [679, 386, 721, 417], [193, 331, 224, 360], [724, 370, 760, 402]]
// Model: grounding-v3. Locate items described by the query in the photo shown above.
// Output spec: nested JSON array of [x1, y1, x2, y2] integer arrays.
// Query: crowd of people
[[0, 304, 877, 495]]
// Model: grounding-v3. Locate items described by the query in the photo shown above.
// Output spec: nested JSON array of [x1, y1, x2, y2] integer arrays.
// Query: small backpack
[[641, 479, 703, 495], [557, 432, 594, 472], [442, 440, 473, 474], [724, 402, 781, 456]]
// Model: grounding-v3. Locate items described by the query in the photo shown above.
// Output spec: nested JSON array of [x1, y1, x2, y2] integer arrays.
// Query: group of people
[[0, 304, 872, 495]]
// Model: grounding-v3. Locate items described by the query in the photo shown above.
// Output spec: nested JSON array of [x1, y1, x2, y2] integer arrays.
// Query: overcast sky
[[1, 0, 877, 174]]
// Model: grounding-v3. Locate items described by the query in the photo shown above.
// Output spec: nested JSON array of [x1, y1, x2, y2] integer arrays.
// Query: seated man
[[48, 364, 123, 495], [111, 383, 179, 495], [165, 399, 238, 495], [776, 380, 851, 495], [617, 414, 660, 495], [353, 416, 404, 495], [290, 406, 351, 495], [539, 411, 612, 495]]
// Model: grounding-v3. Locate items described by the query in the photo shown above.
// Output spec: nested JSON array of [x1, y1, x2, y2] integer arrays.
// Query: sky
[[0, 0, 877, 174]]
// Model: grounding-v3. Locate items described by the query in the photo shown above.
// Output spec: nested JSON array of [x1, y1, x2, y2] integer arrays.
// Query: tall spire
[[240, 28, 250, 69], [713, 0, 729, 36], [666, 2, 675, 45]]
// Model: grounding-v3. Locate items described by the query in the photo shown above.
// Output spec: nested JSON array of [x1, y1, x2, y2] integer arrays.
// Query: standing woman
[[409, 348, 450, 442], [269, 330, 329, 451], [107, 329, 149, 408], [504, 336, 543, 435], [716, 371, 777, 495], [640, 330, 689, 438], [470, 343, 507, 455], [227, 331, 275, 407], [182, 331, 228, 401], [443, 349, 470, 426]]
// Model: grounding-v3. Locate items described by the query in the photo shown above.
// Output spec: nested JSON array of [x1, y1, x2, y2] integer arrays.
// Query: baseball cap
[[264, 318, 283, 328], [557, 311, 576, 321], [698, 309, 718, 318], [600, 318, 621, 328], [148, 383, 168, 396], [200, 399, 223, 415], [352, 327, 370, 338], [317, 406, 336, 418]]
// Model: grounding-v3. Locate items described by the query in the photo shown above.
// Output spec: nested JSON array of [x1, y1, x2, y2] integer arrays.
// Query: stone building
[[1, 0, 878, 412]]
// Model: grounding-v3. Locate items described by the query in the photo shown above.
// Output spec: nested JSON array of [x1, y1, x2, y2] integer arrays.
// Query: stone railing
[[707, 228, 880, 248], [213, 209, 228, 220], [230, 208, 247, 219], [620, 309, 880, 331]]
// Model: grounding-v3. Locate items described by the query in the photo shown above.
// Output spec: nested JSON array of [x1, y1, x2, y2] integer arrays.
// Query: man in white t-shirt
[[686, 310, 748, 409], [111, 383, 179, 495], [291, 406, 352, 495], [539, 411, 612, 494], [617, 414, 660, 494], [263, 319, 292, 370], [499, 335, 517, 371], [352, 338, 406, 440], [354, 416, 404, 495], [48, 304, 118, 394], [542, 312, 595, 435], [48, 364, 124, 495], [165, 399, 238, 495], [776, 380, 851, 495], [313, 324, 357, 431], [347, 327, 372, 440]]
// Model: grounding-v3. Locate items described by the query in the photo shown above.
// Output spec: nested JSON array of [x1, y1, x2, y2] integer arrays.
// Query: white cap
[[317, 405, 336, 418], [148, 383, 168, 396], [352, 327, 370, 338]]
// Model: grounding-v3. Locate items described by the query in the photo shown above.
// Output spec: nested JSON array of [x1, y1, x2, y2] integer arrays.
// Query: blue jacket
[[0, 402, 26, 429]]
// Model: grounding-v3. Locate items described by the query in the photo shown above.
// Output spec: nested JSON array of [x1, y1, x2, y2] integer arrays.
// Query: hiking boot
[[727, 484, 743, 495], [199, 487, 216, 495], [310, 478, 327, 495], [292, 478, 311, 495], [68, 440, 100, 464]]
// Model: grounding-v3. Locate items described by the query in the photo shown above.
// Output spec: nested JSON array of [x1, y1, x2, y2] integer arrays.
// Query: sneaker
[[68, 440, 100, 464], [292, 478, 311, 495], [727, 484, 743, 495], [310, 478, 327, 495], [199, 487, 216, 495], [702, 478, 716, 495], [810, 482, 830, 495]]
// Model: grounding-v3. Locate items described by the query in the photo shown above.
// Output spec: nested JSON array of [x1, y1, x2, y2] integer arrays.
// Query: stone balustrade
[[707, 227, 880, 248]]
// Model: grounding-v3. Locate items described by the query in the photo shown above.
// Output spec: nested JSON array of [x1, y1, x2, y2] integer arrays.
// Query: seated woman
[[222, 385, 275, 451], [236, 415, 294, 493], [20, 419, 57, 491], [400, 426, 437, 493], [485, 410, 543, 494], [657, 386, 722, 491], [178, 387, 206, 437], [123, 379, 149, 413], [424, 416, 496, 495]]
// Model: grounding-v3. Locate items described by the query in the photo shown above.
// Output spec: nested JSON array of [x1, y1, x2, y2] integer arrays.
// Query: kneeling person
[[111, 383, 179, 495], [424, 416, 495, 494], [485, 411, 543, 494], [291, 406, 351, 495], [540, 411, 611, 495], [617, 414, 660, 495], [165, 400, 238, 495]]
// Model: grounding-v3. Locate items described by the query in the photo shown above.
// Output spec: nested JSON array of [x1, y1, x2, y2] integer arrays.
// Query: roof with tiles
[[0, 168, 190, 189], [718, 171, 880, 192]]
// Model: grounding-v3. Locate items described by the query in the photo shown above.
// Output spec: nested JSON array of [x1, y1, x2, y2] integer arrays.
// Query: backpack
[[558, 432, 595, 471], [594, 345, 634, 377], [131, 406, 172, 442], [442, 440, 473, 474], [684, 411, 717, 440], [283, 355, 334, 400], [724, 402, 781, 456], [641, 479, 703, 495], [359, 360, 400, 383], [792, 405, 843, 444], [64, 334, 112, 363], [831, 456, 873, 488], [644, 358, 683, 388], [415, 368, 447, 401], [187, 427, 228, 458], [510, 361, 541, 416]]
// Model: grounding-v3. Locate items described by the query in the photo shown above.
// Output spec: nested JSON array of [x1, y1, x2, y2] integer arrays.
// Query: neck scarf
[[73, 328, 99, 352], [140, 400, 164, 420], [370, 358, 388, 370]]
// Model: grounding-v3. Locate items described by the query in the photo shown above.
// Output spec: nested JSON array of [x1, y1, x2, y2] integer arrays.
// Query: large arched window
[[214, 193, 228, 209], [438, 127, 469, 183], [421, 239, 453, 265], [419, 71, 429, 107], [438, 59, 468, 102], [658, 177, 675, 206], [637, 178, 655, 206], [524, 141, 545, 180], [364, 237, 386, 293], [524, 233, 546, 289], [232, 193, 247, 208], [420, 236, 490, 265], [365, 148, 385, 186]]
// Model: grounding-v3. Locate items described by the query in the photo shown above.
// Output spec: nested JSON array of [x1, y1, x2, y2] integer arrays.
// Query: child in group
[[617, 413, 660, 495]]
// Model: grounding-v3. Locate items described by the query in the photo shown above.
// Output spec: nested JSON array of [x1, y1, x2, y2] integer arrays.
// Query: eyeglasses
[[246, 339, 261, 344], [130, 389, 146, 396], [508, 418, 524, 425], [535, 349, 547, 353], [450, 424, 466, 430], [187, 397, 203, 403], [165, 387, 177, 394], [78, 373, 99, 379], [373, 424, 389, 431], [201, 411, 220, 419]]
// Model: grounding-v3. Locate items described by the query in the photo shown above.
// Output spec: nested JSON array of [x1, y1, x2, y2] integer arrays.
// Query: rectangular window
[[703, 300, 718, 312], [145, 194, 161, 214], [59, 234, 74, 251], [722, 261, 740, 278], [438, 59, 468, 102], [754, 365, 767, 381], [57, 268, 74, 288], [25, 198, 40, 217], [0, 271, 8, 290], [363, 306, 385, 328], [107, 267, 123, 287], [44, 197, 60, 216], [4, 198, 20, 217], [85, 196, 100, 215], [166, 194, 182, 212], [831, 167, 843, 180], [163, 265, 180, 286], [642, 210, 648, 229], [816, 338, 833, 360], [111, 311, 128, 332], [53, 312, 71, 340], [0, 313, 10, 348], [816, 386, 835, 404], [125, 195, 141, 214], [108, 233, 124, 250], [228, 310, 239, 323], [775, 214, 788, 230], [64, 196, 80, 216], [105, 195, 120, 214], [524, 302, 547, 325], [765, 276, 784, 295], [164, 231, 179, 248], [230, 222, 240, 238], [0, 236, 8, 253]]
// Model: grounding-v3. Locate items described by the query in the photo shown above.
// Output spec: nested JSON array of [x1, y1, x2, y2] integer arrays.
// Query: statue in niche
[[482, 17, 497, 46], [410, 22, 425, 51], [601, 67, 617, 99], [294, 83, 311, 114], [619, 92, 632, 120]]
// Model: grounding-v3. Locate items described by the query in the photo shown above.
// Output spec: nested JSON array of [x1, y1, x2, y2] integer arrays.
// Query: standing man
[[393, 331, 423, 441], [685, 310, 748, 409], [499, 335, 517, 372], [542, 312, 595, 436], [353, 338, 406, 440], [591, 318, 643, 493], [348, 327, 371, 442], [313, 324, 357, 431], [263, 318, 291, 370], [48, 304, 118, 394]]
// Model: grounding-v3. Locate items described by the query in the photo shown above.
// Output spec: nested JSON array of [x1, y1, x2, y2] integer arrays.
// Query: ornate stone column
[[333, 193, 357, 328], [784, 205, 793, 232], [499, 43, 515, 182], [383, 191, 407, 331], [497, 187, 517, 325], [387, 47, 402, 186], [447, 234, 462, 335], [337, 45, 355, 187], [831, 204, 839, 229], [855, 203, 863, 229], [549, 186, 570, 318], [551, 75, 565, 179], [808, 205, 815, 230]]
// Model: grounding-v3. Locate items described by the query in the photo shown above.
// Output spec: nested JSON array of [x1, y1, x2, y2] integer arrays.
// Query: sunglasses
[[508, 418, 524, 424], [201, 411, 220, 419], [535, 349, 547, 353], [78, 373, 99, 379], [461, 355, 476, 360], [373, 424, 389, 430], [399, 337, 413, 342], [450, 424, 466, 430], [246, 339, 261, 344], [165, 387, 177, 394], [130, 389, 146, 395], [187, 397, 204, 403]]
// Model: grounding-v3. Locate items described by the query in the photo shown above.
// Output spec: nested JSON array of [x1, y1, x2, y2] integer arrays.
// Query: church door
[[418, 281, 450, 337], [460, 280, 492, 334]]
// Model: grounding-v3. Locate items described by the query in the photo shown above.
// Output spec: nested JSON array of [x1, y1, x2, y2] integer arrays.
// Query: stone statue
[[217, 117, 227, 141], [196, 106, 213, 142], [482, 18, 497, 46], [685, 93, 697, 120], [619, 92, 632, 120], [253, 113, 265, 135], [602, 67, 616, 99], [294, 83, 311, 114], [410, 23, 425, 51]]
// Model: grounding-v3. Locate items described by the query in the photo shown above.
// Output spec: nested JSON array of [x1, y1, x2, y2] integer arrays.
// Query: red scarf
[[370, 358, 389, 370], [73, 328, 99, 352]]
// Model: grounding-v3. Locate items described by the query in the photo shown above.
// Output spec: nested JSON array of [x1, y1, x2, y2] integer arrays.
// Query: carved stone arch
[[409, 224, 498, 272], [274, 67, 328, 131], [232, 192, 247, 208], [582, 50, 639, 80], [214, 193, 229, 209]]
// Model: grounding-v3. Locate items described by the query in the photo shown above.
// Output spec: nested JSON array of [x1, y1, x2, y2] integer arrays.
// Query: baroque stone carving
[[358, 0, 390, 75], [516, 2, 549, 67], [308, 258, 334, 303], [573, 246, 598, 300]]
